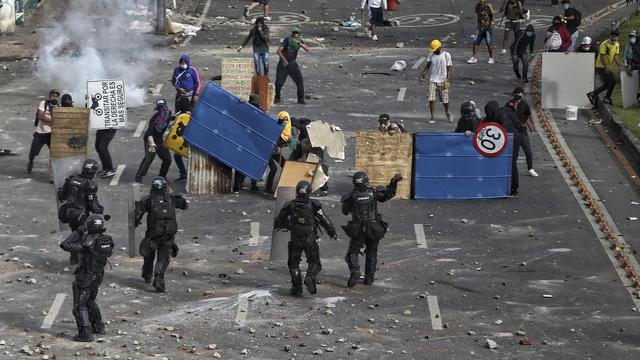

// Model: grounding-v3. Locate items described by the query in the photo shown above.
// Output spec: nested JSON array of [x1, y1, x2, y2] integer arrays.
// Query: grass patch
[[609, 13, 640, 140]]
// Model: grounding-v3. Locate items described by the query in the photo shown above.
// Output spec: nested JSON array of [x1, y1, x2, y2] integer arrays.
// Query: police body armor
[[76, 233, 113, 274], [291, 199, 316, 236], [351, 188, 379, 223], [58, 175, 96, 224], [147, 193, 178, 237]]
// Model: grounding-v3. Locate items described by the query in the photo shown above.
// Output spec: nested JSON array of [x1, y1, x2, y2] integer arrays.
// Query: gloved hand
[[171, 243, 179, 257], [392, 173, 403, 183], [97, 205, 105, 214], [104, 214, 111, 221], [330, 232, 338, 240]]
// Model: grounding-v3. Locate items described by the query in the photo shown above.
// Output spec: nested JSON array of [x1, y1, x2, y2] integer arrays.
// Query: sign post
[[86, 79, 128, 130]]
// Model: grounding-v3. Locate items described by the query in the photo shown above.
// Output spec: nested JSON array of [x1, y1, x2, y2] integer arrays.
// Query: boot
[[345, 253, 360, 288], [73, 327, 94, 342], [304, 275, 317, 294], [289, 269, 303, 296], [91, 322, 105, 335], [364, 254, 377, 285], [153, 277, 165, 292]]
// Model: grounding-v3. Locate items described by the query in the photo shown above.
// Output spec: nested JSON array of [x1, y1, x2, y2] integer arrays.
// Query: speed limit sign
[[473, 122, 509, 157]]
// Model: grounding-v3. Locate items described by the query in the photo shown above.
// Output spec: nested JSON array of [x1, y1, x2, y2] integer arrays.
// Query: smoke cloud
[[36, 0, 154, 107]]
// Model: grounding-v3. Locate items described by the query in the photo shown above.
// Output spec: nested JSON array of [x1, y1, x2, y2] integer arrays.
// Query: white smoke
[[36, 0, 153, 107]]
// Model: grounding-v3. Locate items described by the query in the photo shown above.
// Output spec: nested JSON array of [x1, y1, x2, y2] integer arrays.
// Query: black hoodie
[[483, 101, 520, 135]]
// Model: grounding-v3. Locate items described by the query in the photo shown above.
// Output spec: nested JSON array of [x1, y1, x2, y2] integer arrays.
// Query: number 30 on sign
[[472, 122, 508, 157]]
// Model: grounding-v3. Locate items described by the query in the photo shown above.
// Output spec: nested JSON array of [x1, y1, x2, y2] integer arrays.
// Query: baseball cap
[[429, 39, 442, 52]]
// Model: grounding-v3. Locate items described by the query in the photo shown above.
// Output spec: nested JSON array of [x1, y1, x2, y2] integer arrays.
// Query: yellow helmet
[[429, 39, 442, 52]]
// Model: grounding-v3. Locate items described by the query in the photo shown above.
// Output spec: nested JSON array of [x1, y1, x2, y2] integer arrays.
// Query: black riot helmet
[[460, 101, 475, 116], [86, 214, 106, 234], [352, 171, 369, 190], [81, 159, 99, 178], [151, 176, 168, 194], [295, 180, 312, 199]]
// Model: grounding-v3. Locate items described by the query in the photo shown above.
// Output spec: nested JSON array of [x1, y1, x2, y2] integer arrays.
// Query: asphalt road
[[1, 0, 640, 359]]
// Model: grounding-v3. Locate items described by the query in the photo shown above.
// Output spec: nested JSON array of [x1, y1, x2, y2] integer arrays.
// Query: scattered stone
[[207, 344, 217, 350], [325, 347, 335, 352], [367, 318, 375, 323], [402, 309, 412, 315], [325, 303, 336, 308], [541, 340, 549, 345], [321, 328, 334, 335], [248, 328, 256, 334], [469, 80, 476, 85], [461, 218, 469, 224], [240, 348, 248, 355], [23, 263, 33, 268], [20, 346, 34, 355], [468, 331, 477, 336], [284, 345, 292, 352], [331, 27, 339, 32], [485, 339, 498, 349], [313, 349, 323, 355], [494, 319, 503, 325], [396, 42, 404, 48], [516, 330, 526, 336], [63, 267, 70, 272], [236, 268, 245, 274], [26, 278, 37, 284], [325, 310, 335, 316], [213, 352, 221, 358], [519, 338, 533, 346], [494, 295, 501, 299]]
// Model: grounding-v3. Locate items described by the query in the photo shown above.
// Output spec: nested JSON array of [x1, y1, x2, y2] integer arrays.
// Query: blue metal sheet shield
[[413, 133, 513, 199], [184, 82, 283, 180]]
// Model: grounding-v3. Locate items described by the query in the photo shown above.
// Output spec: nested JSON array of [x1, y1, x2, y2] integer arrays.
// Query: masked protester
[[562, 0, 582, 52], [378, 113, 406, 134], [61, 94, 74, 107], [623, 30, 640, 102], [135, 176, 188, 292], [454, 101, 482, 137], [28, 88, 59, 175], [506, 87, 538, 177], [274, 180, 337, 296], [275, 27, 310, 104], [510, 24, 536, 82], [135, 99, 174, 184], [587, 29, 622, 106], [576, 36, 595, 53], [264, 111, 291, 194], [484, 101, 521, 196], [60, 215, 114, 342], [341, 172, 402, 287], [237, 17, 270, 76], [172, 54, 201, 112]]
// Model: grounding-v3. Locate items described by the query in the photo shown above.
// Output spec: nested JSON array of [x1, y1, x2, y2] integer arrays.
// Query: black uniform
[[135, 180, 188, 292], [60, 216, 114, 342], [341, 174, 399, 286], [58, 174, 103, 231], [274, 192, 336, 295], [484, 101, 521, 196]]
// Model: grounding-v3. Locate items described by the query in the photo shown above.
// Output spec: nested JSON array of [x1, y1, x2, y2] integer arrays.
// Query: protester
[[361, 0, 388, 41], [624, 30, 640, 103], [562, 0, 582, 52], [510, 24, 536, 82], [95, 127, 117, 178], [587, 29, 621, 106], [468, 0, 496, 64], [544, 16, 571, 52], [237, 17, 270, 76], [264, 111, 292, 194], [135, 99, 173, 183], [171, 54, 201, 113], [60, 93, 74, 107], [419, 39, 453, 124], [576, 36, 596, 53], [484, 100, 521, 196], [498, 0, 525, 55], [454, 101, 482, 137], [377, 113, 406, 134], [275, 27, 309, 105], [233, 94, 261, 193], [28, 88, 59, 175], [506, 86, 538, 177], [172, 96, 190, 183], [243, 0, 271, 21]]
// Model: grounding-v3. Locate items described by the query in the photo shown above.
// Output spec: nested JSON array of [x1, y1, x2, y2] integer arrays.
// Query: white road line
[[412, 57, 426, 70], [133, 120, 147, 138], [414, 224, 427, 249], [182, 0, 211, 46], [41, 293, 66, 329], [397, 87, 407, 102], [234, 295, 249, 327], [109, 165, 126, 186], [427, 295, 443, 330], [249, 222, 260, 246]]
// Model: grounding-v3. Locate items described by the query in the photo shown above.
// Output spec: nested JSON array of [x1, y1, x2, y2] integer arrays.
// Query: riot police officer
[[341, 171, 403, 287], [274, 180, 337, 296], [135, 176, 188, 292], [58, 158, 104, 231], [60, 215, 114, 342]]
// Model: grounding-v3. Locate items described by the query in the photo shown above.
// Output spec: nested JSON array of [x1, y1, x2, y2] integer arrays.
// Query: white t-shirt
[[427, 51, 452, 83], [36, 100, 53, 134]]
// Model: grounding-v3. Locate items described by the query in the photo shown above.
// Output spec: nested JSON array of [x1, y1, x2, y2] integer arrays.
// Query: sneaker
[[446, 112, 453, 122], [101, 170, 116, 178], [586, 92, 595, 105], [528, 169, 539, 177], [428, 120, 436, 124], [27, 161, 33, 174], [500, 48, 507, 55], [372, 34, 379, 41], [263, 16, 271, 21], [243, 6, 250, 18], [467, 57, 478, 64], [602, 97, 612, 105], [487, 58, 495, 64], [176, 174, 187, 183], [297, 99, 306, 105]]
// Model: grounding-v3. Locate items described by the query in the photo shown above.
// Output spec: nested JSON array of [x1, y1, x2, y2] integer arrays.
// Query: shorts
[[369, 7, 384, 26], [427, 81, 449, 103], [503, 20, 521, 34], [253, 0, 269, 5], [474, 28, 493, 46]]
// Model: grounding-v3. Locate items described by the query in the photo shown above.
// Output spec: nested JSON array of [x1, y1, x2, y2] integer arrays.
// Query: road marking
[[397, 87, 407, 102], [234, 295, 249, 327], [41, 293, 66, 329], [414, 224, 427, 249], [427, 295, 443, 330], [133, 121, 147, 138], [249, 222, 260, 246], [412, 57, 426, 70], [182, 0, 211, 46], [109, 165, 126, 186]]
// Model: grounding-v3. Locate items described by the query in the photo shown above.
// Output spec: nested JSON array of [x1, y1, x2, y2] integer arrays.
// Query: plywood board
[[221, 58, 254, 101], [355, 131, 413, 200], [541, 52, 595, 109], [621, 70, 639, 108], [275, 160, 322, 198], [307, 121, 346, 160], [50, 107, 89, 159]]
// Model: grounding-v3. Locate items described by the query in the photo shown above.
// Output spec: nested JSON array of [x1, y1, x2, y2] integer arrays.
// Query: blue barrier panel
[[183, 82, 283, 180], [414, 133, 513, 199]]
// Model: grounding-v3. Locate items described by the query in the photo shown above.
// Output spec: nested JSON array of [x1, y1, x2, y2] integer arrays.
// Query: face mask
[[434, 49, 441, 55], [564, 4, 570, 10], [513, 95, 522, 101], [632, 37, 637, 44], [180, 64, 188, 70], [48, 99, 58, 106], [526, 31, 533, 37], [611, 39, 618, 45]]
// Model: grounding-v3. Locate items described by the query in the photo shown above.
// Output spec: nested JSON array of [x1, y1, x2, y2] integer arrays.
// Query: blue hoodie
[[172, 54, 201, 97]]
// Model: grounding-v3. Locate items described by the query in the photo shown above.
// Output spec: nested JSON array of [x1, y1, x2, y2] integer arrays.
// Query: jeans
[[95, 129, 116, 172], [135, 136, 171, 181], [28, 132, 50, 162], [511, 51, 529, 79], [253, 51, 269, 76], [513, 132, 533, 171], [275, 61, 304, 101], [569, 31, 579, 52], [594, 68, 616, 99], [173, 152, 187, 177]]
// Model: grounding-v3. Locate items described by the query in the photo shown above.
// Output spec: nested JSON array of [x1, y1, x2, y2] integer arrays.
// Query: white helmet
[[581, 36, 592, 45]]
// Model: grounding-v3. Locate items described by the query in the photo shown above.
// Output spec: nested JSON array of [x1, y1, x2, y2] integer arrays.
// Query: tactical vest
[[351, 188, 379, 223], [148, 194, 177, 236], [64, 176, 88, 209], [78, 234, 113, 274], [291, 200, 315, 235]]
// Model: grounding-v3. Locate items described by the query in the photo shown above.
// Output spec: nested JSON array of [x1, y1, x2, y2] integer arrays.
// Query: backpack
[[149, 194, 177, 235], [545, 31, 562, 51], [91, 233, 114, 259]]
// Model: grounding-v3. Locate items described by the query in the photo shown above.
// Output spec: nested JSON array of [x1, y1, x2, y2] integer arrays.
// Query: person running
[[237, 17, 270, 77], [361, 0, 388, 41], [468, 0, 496, 64], [243, 0, 271, 21], [587, 29, 622, 106]]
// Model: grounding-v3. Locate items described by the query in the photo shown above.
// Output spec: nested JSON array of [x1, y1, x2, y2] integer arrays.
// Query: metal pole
[[269, 187, 296, 262], [156, 0, 167, 35], [128, 183, 141, 258]]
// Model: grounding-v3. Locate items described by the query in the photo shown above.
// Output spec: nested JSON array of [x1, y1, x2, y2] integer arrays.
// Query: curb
[[598, 103, 640, 166]]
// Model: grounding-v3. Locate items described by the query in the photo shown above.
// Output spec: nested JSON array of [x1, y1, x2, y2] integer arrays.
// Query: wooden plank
[[50, 108, 89, 159], [355, 131, 413, 199], [274, 161, 318, 198]]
